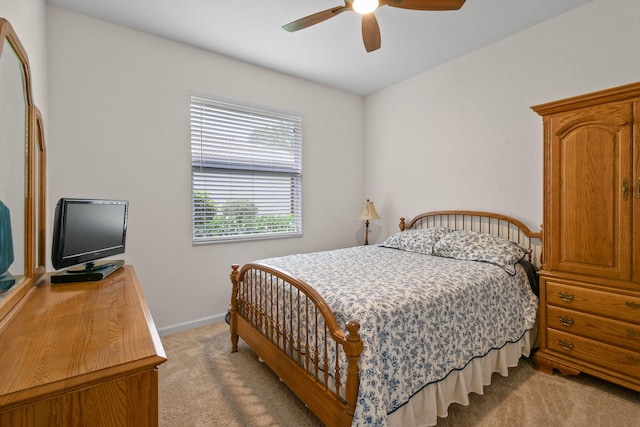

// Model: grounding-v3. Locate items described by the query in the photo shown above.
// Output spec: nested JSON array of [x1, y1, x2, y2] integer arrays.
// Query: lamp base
[[364, 220, 370, 246], [0, 271, 16, 291]]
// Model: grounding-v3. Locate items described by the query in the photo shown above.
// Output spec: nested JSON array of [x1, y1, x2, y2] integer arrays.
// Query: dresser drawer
[[547, 329, 640, 379], [545, 280, 640, 323], [547, 305, 640, 352]]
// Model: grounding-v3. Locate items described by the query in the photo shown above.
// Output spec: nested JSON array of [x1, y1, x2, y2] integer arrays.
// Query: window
[[190, 95, 302, 243]]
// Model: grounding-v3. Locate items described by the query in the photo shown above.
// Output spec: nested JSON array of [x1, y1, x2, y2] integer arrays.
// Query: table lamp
[[358, 199, 380, 245]]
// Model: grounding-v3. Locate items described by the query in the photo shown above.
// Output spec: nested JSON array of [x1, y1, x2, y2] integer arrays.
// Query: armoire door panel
[[549, 102, 633, 280]]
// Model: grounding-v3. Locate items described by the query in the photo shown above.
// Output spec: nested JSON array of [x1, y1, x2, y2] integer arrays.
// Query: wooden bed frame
[[229, 210, 541, 426]]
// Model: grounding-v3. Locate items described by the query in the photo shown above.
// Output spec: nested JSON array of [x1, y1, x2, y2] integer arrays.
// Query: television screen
[[52, 198, 128, 272]]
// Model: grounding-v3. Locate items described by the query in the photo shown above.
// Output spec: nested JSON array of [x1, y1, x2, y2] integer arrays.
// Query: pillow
[[381, 227, 449, 255], [432, 230, 526, 275]]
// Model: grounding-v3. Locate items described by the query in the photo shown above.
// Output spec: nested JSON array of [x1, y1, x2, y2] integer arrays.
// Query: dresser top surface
[[0, 265, 166, 405]]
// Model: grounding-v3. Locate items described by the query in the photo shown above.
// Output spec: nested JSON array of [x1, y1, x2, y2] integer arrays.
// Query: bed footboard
[[230, 263, 363, 427]]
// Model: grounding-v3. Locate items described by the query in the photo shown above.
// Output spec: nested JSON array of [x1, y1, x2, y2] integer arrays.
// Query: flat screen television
[[51, 198, 128, 283]]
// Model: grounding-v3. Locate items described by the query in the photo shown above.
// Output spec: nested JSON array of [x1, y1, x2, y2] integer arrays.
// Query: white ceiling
[[46, 0, 595, 96]]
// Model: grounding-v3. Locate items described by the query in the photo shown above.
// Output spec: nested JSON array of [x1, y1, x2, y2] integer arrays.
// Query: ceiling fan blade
[[282, 6, 349, 32], [383, 0, 465, 11], [362, 14, 381, 52]]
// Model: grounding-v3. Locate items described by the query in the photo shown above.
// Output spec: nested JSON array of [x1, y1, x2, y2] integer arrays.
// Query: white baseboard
[[157, 313, 226, 337]]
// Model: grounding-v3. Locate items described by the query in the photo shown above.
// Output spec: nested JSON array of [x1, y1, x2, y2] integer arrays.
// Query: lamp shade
[[357, 199, 380, 221]]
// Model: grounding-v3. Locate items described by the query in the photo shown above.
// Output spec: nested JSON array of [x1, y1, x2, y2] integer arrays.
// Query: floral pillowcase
[[381, 227, 449, 255], [432, 230, 527, 275]]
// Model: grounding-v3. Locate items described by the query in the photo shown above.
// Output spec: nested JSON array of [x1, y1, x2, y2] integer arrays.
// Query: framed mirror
[[0, 18, 46, 320], [33, 107, 46, 278]]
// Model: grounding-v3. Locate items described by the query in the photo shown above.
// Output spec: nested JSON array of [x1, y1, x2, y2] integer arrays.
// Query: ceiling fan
[[282, 0, 466, 53]]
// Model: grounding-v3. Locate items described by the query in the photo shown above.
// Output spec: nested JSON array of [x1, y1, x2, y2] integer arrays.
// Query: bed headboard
[[400, 210, 542, 267]]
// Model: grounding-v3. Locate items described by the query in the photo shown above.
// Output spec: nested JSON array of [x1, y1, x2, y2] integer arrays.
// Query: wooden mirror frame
[[0, 18, 46, 321]]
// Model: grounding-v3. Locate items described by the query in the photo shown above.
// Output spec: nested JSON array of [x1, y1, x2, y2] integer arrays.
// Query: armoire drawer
[[545, 281, 640, 323], [547, 305, 640, 352], [547, 329, 640, 379]]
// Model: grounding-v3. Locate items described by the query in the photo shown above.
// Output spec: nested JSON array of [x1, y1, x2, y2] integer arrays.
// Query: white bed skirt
[[387, 328, 537, 427]]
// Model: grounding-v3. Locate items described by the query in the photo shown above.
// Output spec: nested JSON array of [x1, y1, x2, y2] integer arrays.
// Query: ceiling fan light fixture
[[352, 0, 379, 14], [282, 0, 466, 52]]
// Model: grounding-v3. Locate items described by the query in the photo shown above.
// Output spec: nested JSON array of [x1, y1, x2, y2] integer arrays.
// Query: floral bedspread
[[256, 245, 538, 427]]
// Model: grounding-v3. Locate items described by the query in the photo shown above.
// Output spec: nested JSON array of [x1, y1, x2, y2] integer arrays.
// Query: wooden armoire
[[531, 82, 640, 391]]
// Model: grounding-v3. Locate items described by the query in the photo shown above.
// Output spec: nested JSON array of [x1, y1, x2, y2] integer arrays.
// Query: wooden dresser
[[532, 82, 640, 391], [0, 265, 167, 426]]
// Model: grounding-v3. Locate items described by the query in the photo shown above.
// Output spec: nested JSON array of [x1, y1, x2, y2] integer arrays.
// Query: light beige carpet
[[159, 322, 639, 426]]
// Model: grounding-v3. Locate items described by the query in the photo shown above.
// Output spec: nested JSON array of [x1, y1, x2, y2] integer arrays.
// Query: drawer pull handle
[[559, 316, 574, 327], [558, 340, 574, 351], [626, 301, 640, 310], [558, 292, 574, 302], [627, 329, 640, 338], [626, 356, 640, 366]]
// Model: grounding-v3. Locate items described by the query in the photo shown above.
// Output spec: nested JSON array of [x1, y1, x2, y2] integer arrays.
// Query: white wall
[[364, 0, 640, 240], [44, 0, 640, 333], [46, 6, 364, 333]]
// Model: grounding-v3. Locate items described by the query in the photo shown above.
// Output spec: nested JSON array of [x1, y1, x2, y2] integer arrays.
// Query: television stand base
[[51, 260, 124, 284]]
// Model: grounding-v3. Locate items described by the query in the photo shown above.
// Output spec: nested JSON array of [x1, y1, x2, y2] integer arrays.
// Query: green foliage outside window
[[193, 191, 296, 239]]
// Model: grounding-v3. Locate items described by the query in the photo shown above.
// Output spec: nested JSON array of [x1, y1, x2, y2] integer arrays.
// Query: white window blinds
[[190, 95, 302, 243]]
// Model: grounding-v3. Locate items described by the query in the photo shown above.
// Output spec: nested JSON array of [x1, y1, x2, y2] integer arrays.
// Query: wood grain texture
[[230, 263, 361, 427], [0, 266, 166, 426], [0, 18, 46, 326], [532, 82, 640, 392]]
